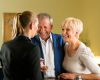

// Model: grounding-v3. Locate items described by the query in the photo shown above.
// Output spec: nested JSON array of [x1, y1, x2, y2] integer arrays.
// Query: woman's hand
[[40, 58, 48, 72], [59, 73, 76, 79], [41, 66, 48, 72]]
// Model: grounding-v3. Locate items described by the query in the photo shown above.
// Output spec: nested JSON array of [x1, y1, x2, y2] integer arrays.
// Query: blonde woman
[[0, 11, 42, 80], [60, 17, 100, 79]]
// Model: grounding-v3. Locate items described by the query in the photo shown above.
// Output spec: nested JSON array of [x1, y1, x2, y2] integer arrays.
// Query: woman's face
[[62, 26, 76, 42], [31, 18, 39, 37]]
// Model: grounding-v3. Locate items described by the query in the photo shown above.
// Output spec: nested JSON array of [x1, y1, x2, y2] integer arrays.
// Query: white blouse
[[63, 42, 100, 74]]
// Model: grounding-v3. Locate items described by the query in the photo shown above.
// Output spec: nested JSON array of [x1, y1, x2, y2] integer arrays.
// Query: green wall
[[0, 0, 100, 55]]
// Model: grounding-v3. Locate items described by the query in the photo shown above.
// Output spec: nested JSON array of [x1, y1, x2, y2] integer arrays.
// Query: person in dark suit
[[0, 11, 42, 80], [0, 56, 3, 80], [31, 13, 65, 78]]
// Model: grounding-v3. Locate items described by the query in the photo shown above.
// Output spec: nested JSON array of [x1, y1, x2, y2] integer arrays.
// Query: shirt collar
[[39, 33, 53, 43]]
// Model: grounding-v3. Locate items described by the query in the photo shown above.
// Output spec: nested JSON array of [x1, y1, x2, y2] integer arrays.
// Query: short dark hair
[[19, 11, 33, 28], [37, 13, 53, 26]]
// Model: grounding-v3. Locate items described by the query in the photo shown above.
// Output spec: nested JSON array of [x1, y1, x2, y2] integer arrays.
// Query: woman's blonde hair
[[61, 17, 83, 34], [12, 13, 24, 39]]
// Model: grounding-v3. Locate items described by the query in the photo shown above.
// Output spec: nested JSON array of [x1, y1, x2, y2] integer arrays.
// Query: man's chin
[[41, 36, 47, 40], [64, 39, 69, 42]]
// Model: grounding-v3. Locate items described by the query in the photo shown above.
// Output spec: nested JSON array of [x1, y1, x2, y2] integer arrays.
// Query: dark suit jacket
[[31, 33, 65, 77], [0, 35, 42, 80], [0, 57, 3, 80]]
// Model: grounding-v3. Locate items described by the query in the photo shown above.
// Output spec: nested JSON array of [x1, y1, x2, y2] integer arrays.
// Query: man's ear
[[51, 24, 53, 30]]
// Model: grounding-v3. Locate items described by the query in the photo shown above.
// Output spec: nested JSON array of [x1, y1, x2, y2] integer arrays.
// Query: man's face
[[38, 18, 52, 41]]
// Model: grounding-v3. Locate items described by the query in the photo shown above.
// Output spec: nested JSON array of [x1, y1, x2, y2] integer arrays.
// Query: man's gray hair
[[37, 13, 53, 26]]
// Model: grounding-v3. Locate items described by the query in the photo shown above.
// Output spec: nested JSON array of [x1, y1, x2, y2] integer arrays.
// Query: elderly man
[[31, 13, 65, 78]]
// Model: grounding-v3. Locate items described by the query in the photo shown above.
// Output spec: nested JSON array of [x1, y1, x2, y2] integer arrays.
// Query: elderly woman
[[60, 17, 100, 79]]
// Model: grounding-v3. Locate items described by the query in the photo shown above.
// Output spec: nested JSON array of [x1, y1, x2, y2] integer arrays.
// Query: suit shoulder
[[28, 42, 39, 49], [31, 35, 39, 39], [2, 40, 13, 48], [31, 35, 39, 42], [52, 33, 62, 38]]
